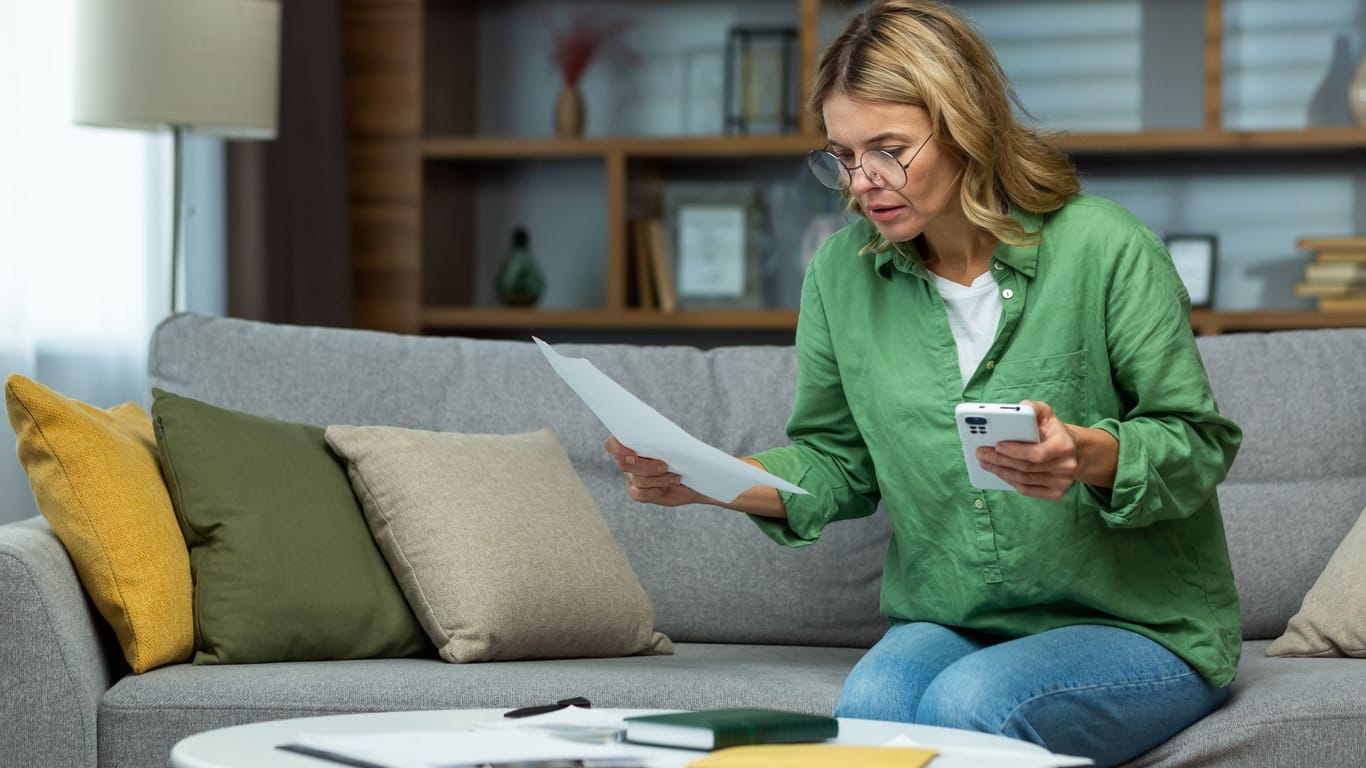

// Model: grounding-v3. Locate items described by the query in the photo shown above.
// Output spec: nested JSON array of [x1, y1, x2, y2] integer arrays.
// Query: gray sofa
[[2, 312, 1365, 768]]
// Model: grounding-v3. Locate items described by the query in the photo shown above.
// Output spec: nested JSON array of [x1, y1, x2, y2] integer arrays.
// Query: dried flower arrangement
[[548, 11, 631, 86]]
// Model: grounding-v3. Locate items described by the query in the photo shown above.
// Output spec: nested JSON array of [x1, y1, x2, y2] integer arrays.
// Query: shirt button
[[1002, 288, 1015, 299], [993, 260, 1003, 270], [985, 360, 995, 370], [974, 498, 985, 509]]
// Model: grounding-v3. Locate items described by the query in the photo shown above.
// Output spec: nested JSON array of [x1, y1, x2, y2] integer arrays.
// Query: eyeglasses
[[806, 132, 934, 191]]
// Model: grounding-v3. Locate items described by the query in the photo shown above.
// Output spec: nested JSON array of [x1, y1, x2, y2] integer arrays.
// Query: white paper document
[[476, 705, 628, 741], [534, 337, 808, 503], [289, 729, 641, 768]]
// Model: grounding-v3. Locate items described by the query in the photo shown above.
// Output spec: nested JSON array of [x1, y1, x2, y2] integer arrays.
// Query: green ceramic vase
[[495, 227, 545, 308]]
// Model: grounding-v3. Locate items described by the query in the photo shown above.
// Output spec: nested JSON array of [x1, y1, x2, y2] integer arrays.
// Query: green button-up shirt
[[751, 195, 1243, 686]]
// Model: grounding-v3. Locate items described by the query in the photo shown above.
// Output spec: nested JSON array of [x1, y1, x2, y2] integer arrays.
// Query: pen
[[503, 696, 592, 719]]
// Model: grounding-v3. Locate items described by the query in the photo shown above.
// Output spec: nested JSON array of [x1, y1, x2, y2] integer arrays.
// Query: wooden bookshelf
[[344, 0, 1366, 339], [422, 128, 1366, 161], [1055, 127, 1366, 154], [421, 307, 800, 332], [421, 135, 822, 160], [415, 307, 1366, 337], [1189, 310, 1366, 336]]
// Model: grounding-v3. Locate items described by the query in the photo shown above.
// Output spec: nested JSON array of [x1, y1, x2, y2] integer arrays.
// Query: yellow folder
[[688, 743, 937, 768]]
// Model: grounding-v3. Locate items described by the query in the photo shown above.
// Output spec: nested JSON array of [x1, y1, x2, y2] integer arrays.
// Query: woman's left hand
[[976, 399, 1112, 500]]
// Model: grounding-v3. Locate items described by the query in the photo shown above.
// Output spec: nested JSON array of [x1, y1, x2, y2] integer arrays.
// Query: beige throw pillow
[[1266, 505, 1366, 657], [324, 425, 672, 663]]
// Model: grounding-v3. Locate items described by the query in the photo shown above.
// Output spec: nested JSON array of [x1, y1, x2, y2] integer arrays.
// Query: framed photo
[[723, 26, 799, 135], [1165, 234, 1217, 308], [663, 184, 765, 309]]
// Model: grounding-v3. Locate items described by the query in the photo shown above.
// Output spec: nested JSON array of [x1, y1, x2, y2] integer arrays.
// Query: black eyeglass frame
[[806, 131, 935, 191]]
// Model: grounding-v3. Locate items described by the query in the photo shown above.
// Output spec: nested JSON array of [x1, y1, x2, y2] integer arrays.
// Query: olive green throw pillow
[[151, 390, 430, 664], [324, 425, 672, 663]]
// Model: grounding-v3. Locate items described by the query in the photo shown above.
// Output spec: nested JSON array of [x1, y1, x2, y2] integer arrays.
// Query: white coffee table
[[170, 708, 1077, 768]]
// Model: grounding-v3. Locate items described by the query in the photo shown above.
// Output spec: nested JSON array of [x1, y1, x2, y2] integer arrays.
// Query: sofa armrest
[[0, 517, 120, 768]]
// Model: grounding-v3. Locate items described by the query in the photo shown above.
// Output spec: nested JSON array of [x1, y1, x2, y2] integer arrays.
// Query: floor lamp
[[72, 0, 280, 314]]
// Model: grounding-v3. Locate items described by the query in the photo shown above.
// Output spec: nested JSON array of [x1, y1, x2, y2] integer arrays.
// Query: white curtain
[[0, 0, 179, 523]]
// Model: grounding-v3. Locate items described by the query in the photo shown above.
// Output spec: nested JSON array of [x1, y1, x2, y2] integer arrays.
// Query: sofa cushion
[[324, 424, 672, 663], [96, 642, 866, 768], [1266, 505, 1366, 657], [4, 374, 192, 673], [1196, 330, 1366, 639], [151, 389, 430, 664], [148, 314, 891, 649], [1124, 640, 1366, 767]]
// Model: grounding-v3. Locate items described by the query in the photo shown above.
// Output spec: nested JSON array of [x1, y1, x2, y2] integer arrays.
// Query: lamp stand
[[169, 124, 185, 314]]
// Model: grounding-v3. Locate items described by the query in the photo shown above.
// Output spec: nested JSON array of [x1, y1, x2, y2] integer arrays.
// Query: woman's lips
[[865, 202, 906, 222]]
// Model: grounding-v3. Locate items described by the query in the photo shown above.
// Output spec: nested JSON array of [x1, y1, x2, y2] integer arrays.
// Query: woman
[[605, 1, 1242, 764]]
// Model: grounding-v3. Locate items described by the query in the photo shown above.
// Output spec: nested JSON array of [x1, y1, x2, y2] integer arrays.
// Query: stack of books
[[1295, 236, 1366, 312], [627, 218, 677, 312]]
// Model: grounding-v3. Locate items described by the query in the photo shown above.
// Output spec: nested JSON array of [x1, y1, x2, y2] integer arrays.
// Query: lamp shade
[[74, 0, 280, 139]]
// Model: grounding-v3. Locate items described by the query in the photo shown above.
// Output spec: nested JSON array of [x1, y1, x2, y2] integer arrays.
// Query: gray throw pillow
[[324, 425, 673, 663], [1266, 505, 1366, 658]]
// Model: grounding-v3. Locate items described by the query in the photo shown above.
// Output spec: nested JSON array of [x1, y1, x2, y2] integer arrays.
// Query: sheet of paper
[[534, 337, 808, 503], [476, 706, 627, 742], [291, 729, 642, 768]]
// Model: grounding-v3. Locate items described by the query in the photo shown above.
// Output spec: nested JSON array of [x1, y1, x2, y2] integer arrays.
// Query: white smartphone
[[955, 402, 1040, 492]]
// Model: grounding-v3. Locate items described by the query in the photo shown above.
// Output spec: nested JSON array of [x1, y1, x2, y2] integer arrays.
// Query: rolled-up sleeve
[[1084, 226, 1242, 527], [749, 258, 881, 546]]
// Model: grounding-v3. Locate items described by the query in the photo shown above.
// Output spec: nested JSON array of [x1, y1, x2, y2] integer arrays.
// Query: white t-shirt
[[930, 270, 1004, 389]]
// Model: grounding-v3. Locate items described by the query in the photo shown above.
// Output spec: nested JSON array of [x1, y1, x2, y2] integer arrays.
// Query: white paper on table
[[291, 729, 641, 768], [475, 705, 628, 742], [882, 734, 1094, 767], [534, 337, 809, 503]]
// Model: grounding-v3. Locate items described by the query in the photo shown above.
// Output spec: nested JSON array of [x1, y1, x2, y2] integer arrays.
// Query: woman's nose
[[848, 165, 878, 194]]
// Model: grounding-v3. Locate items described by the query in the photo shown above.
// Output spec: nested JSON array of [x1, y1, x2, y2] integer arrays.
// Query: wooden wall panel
[[343, 0, 422, 333]]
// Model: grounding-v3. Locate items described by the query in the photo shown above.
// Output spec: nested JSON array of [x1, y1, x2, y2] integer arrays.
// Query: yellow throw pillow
[[4, 374, 193, 672]]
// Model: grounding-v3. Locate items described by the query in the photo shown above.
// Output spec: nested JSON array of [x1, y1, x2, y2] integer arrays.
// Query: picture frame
[[723, 26, 799, 135], [662, 184, 765, 309], [1164, 234, 1218, 309]]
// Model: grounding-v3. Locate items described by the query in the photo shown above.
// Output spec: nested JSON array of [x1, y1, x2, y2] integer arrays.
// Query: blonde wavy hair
[[812, 0, 1079, 248]]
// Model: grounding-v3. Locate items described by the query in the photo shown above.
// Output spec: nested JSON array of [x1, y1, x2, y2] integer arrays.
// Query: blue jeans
[[834, 622, 1229, 767]]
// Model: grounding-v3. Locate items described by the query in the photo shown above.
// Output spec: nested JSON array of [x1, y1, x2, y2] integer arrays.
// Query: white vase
[[1310, 33, 1355, 126]]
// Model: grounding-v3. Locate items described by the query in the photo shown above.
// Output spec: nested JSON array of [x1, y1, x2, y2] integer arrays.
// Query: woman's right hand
[[603, 436, 708, 507]]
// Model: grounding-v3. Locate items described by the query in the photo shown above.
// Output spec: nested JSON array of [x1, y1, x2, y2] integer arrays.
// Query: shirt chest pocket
[[985, 349, 1087, 425]]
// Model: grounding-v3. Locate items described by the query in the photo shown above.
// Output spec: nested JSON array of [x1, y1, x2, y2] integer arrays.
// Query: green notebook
[[622, 708, 839, 751]]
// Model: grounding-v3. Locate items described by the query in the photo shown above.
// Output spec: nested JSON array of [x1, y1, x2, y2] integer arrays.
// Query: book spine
[[712, 718, 839, 749]]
